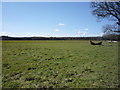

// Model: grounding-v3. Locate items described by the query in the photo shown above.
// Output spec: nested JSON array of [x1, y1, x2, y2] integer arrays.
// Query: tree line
[[0, 35, 119, 41]]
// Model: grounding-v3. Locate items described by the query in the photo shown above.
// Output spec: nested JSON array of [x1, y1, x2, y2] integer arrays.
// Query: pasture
[[2, 40, 119, 88]]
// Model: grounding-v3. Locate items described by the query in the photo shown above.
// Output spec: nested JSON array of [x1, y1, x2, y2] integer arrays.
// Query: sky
[[1, 2, 115, 37]]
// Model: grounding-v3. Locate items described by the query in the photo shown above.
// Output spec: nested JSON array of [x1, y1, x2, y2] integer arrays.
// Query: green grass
[[2, 40, 119, 88]]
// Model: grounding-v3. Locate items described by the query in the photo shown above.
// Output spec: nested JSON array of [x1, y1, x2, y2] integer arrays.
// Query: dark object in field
[[28, 67, 36, 70], [25, 77, 35, 81], [10, 72, 19, 77], [67, 73, 74, 76], [3, 63, 9, 67], [65, 78, 73, 82], [44, 58, 51, 60], [33, 59, 38, 61], [82, 68, 94, 73], [90, 40, 102, 45]]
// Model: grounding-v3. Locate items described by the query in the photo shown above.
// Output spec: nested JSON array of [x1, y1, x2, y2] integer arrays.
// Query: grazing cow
[[90, 40, 102, 45]]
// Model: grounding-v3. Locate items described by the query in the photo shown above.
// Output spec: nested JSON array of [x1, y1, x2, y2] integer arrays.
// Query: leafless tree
[[91, 2, 120, 25], [91, 1, 120, 41], [103, 24, 117, 33], [102, 24, 119, 41]]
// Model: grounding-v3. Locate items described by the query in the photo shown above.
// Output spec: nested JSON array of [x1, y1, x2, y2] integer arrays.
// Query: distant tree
[[103, 24, 117, 33], [102, 24, 119, 41], [102, 24, 113, 40]]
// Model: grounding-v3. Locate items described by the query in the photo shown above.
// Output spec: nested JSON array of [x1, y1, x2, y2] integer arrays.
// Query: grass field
[[2, 40, 119, 88]]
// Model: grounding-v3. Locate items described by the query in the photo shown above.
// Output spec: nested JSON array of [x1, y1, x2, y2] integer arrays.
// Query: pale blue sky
[[2, 2, 115, 37]]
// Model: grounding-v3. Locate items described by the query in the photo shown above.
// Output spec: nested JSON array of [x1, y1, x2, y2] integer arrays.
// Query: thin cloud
[[76, 29, 88, 37], [58, 23, 65, 26], [54, 29, 60, 32], [0, 32, 10, 36], [85, 28, 88, 31]]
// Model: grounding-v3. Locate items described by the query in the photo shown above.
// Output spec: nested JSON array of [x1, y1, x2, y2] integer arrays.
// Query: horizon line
[[2, 0, 119, 2], [0, 35, 103, 37]]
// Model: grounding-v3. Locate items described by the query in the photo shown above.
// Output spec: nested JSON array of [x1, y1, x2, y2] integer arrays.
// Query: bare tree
[[91, 1, 120, 41], [102, 24, 113, 41], [91, 2, 120, 25], [102, 24, 119, 41], [103, 24, 117, 33]]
